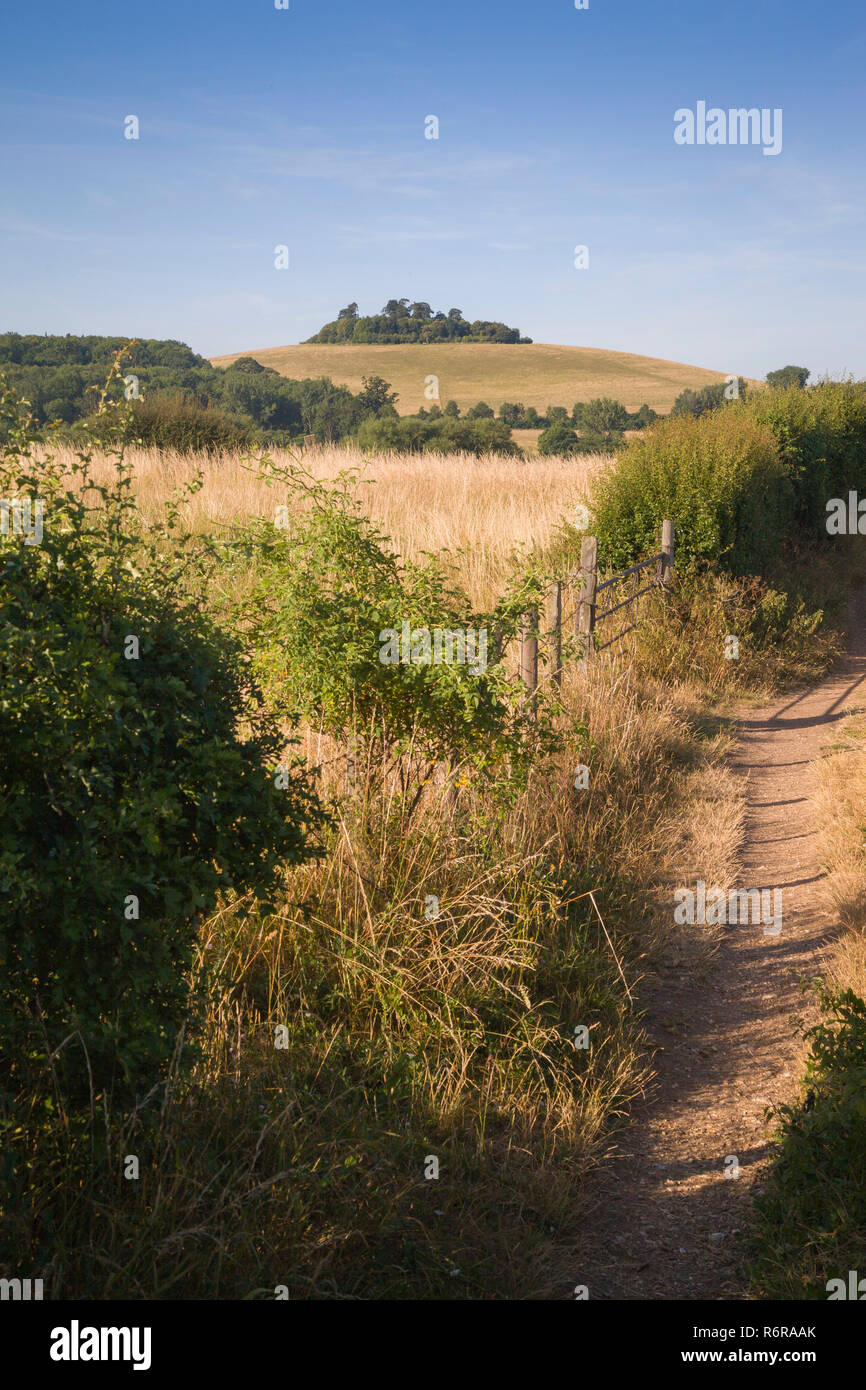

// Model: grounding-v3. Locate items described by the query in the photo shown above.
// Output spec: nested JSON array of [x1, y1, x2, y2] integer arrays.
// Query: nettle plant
[[0, 371, 324, 1106], [235, 458, 550, 807]]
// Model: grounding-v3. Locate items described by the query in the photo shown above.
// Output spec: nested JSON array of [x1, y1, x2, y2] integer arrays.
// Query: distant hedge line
[[0, 334, 390, 446], [592, 381, 866, 575]]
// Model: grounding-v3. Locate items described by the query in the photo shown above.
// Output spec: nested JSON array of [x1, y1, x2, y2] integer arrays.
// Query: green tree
[[671, 381, 746, 419], [358, 375, 399, 417], [630, 403, 658, 429], [766, 365, 810, 390], [538, 421, 580, 456], [581, 397, 629, 437]]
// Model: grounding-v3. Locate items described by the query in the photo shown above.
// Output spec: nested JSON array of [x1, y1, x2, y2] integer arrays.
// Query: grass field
[[209, 341, 761, 416], [50, 441, 608, 608]]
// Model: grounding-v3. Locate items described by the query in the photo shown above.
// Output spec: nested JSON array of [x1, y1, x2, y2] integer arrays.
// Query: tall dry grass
[[45, 441, 610, 608], [815, 712, 866, 997]]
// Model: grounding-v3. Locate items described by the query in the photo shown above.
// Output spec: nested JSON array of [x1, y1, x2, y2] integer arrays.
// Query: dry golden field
[[63, 441, 611, 608], [209, 341, 761, 417]]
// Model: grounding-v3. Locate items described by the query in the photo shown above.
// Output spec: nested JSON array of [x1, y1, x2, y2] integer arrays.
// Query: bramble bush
[[0, 372, 324, 1106], [233, 457, 552, 797]]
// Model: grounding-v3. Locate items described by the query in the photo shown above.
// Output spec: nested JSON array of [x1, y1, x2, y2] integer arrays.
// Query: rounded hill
[[209, 342, 759, 416]]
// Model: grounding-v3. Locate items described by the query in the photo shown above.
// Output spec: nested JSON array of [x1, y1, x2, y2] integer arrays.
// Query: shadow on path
[[570, 588, 866, 1300]]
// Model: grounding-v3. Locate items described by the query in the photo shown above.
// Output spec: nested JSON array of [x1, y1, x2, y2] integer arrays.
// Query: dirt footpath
[[571, 592, 866, 1300]]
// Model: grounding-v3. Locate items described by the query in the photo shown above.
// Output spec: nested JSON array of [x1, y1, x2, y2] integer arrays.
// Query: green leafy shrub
[[538, 421, 581, 456], [741, 379, 866, 535], [748, 985, 866, 1299], [592, 409, 793, 575], [237, 459, 544, 782], [0, 380, 324, 1104], [122, 391, 255, 452]]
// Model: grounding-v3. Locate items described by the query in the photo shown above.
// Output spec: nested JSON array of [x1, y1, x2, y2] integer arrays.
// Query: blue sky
[[1, 0, 865, 378]]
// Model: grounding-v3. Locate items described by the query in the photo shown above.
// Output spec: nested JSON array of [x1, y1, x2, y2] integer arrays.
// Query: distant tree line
[[669, 367, 811, 421], [357, 413, 520, 456], [0, 334, 399, 447], [305, 299, 532, 345], [421, 396, 655, 430], [671, 378, 750, 419], [1, 333, 812, 457], [368, 395, 658, 457]]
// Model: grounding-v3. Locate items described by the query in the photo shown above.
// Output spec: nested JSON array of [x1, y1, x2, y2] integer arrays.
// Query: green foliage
[[592, 409, 793, 575], [225, 356, 280, 376], [121, 392, 256, 452], [357, 374, 399, 416], [499, 398, 652, 433], [591, 378, 866, 576], [356, 413, 520, 456], [671, 379, 747, 418], [629, 570, 833, 693], [580, 396, 629, 437], [0, 375, 324, 1104], [236, 460, 544, 779], [0, 333, 385, 447], [538, 421, 581, 456], [766, 364, 810, 390], [305, 298, 532, 344], [0, 333, 204, 370], [748, 985, 866, 1299], [630, 403, 658, 429], [741, 379, 866, 534]]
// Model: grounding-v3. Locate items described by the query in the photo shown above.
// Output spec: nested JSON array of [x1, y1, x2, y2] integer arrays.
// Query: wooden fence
[[518, 520, 674, 700]]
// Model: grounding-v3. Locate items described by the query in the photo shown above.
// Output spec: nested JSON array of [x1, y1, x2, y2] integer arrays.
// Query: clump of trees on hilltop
[[305, 299, 532, 345]]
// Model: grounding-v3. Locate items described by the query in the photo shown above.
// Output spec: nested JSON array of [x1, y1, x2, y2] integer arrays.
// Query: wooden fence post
[[519, 606, 538, 709], [548, 581, 562, 688], [577, 536, 598, 660], [658, 519, 674, 584]]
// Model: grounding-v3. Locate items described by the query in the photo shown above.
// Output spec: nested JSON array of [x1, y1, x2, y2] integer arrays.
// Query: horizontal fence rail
[[517, 520, 674, 701]]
